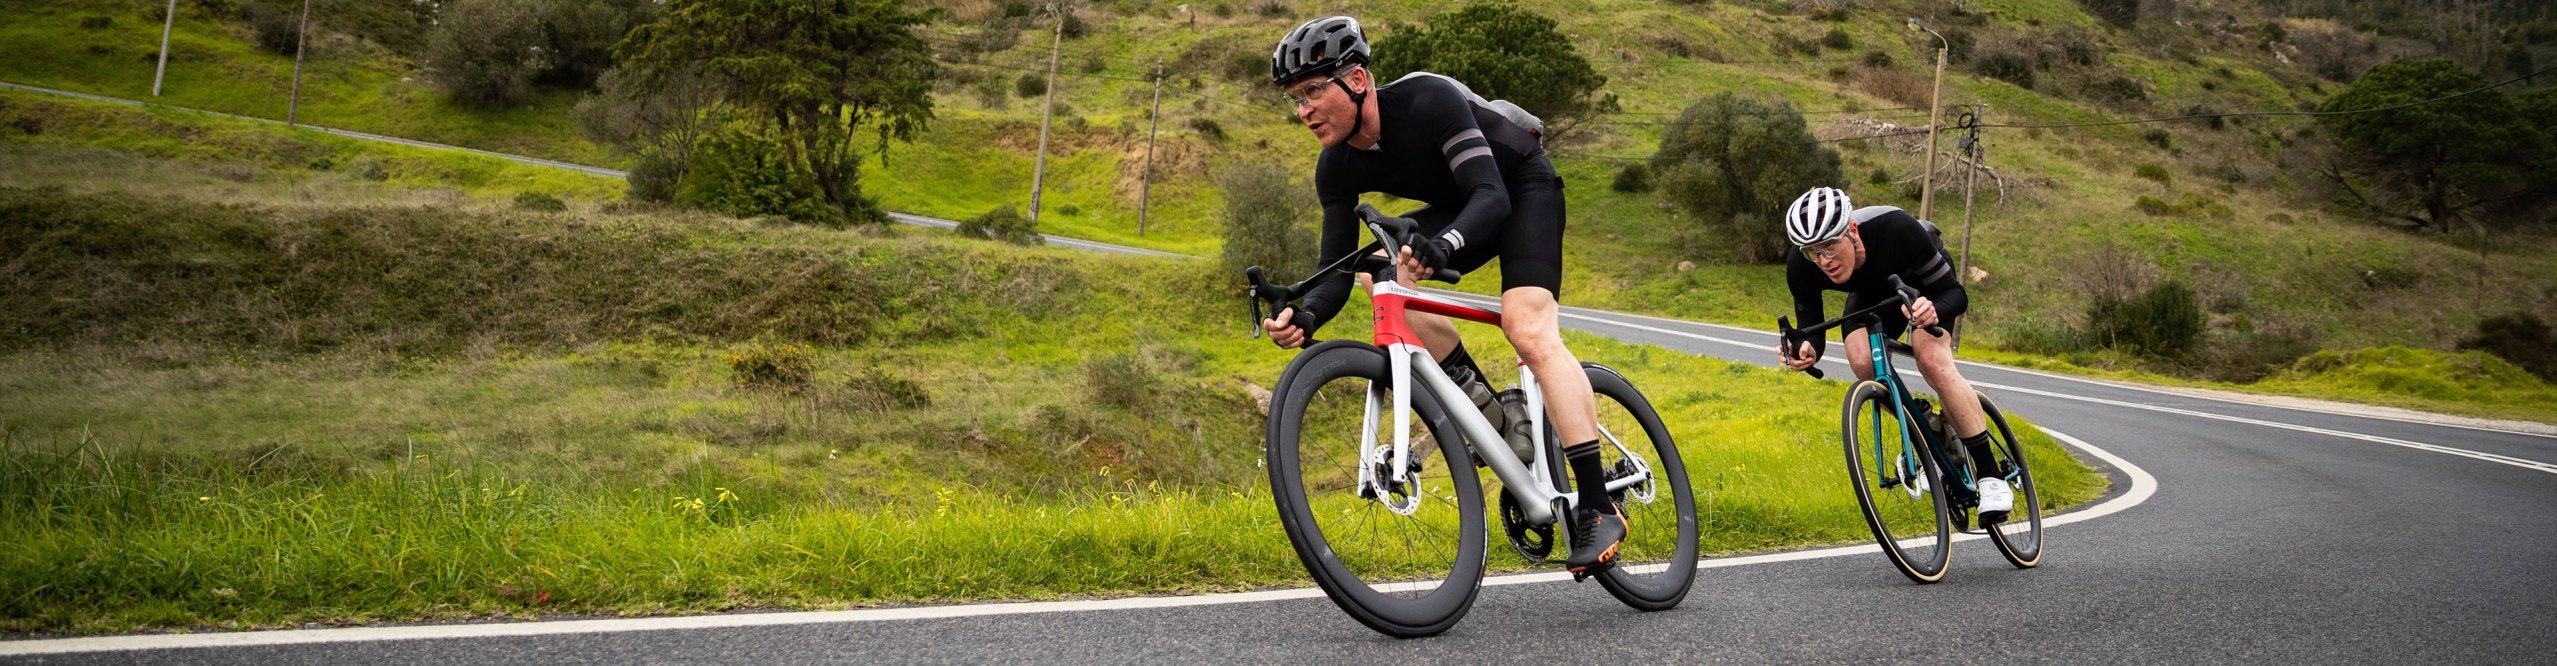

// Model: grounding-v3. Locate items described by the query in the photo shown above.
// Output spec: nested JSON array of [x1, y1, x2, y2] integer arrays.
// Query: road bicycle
[[1244, 205, 1698, 637], [1777, 275, 2043, 583]]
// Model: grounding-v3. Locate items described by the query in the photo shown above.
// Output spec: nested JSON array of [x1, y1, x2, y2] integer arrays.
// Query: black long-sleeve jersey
[[1297, 73, 1551, 335], [1786, 206, 1968, 358]]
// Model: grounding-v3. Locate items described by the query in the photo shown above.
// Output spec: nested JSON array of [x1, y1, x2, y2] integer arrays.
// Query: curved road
[[3, 82, 2552, 662]]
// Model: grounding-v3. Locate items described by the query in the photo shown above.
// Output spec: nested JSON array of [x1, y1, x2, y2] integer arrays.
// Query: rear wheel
[[1266, 341, 1486, 638], [1977, 393, 2044, 568], [1581, 364, 1698, 611], [1842, 381, 1953, 583]]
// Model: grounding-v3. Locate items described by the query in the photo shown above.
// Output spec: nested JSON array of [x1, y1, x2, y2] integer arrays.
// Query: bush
[[2088, 280, 2205, 358], [1253, 1, 1289, 19], [1015, 73, 1047, 98], [1083, 351, 1163, 412], [512, 192, 568, 212], [1611, 163, 1652, 193], [728, 340, 815, 391], [1861, 50, 1895, 68], [2142, 128, 2174, 150], [2459, 313, 2557, 381], [241, 0, 303, 56], [844, 367, 932, 410], [532, 0, 658, 89], [1868, 167, 1892, 185], [1186, 117, 1226, 141], [954, 206, 1042, 245], [1216, 163, 1317, 285], [1649, 93, 1843, 263], [626, 155, 684, 203], [1821, 28, 1854, 51], [425, 0, 548, 107], [1370, 4, 1612, 132], [2134, 163, 2171, 185], [1973, 52, 2037, 89], [678, 128, 831, 223]]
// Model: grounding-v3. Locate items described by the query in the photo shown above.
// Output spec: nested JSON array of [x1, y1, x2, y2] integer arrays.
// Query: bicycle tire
[[1977, 393, 2044, 568], [1842, 381, 1953, 583], [1266, 341, 1487, 638], [1582, 363, 1699, 611]]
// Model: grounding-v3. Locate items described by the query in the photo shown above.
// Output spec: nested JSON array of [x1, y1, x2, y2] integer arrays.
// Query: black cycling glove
[[1409, 236, 1455, 275]]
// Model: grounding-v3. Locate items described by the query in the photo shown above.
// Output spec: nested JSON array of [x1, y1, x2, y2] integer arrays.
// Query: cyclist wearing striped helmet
[[1777, 186, 2012, 523]]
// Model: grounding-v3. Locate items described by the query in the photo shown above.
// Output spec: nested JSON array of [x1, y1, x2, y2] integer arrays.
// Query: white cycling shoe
[[1976, 477, 2014, 524]]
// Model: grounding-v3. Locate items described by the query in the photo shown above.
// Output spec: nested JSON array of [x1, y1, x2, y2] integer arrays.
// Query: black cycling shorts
[[1841, 289, 1962, 342], [1401, 162, 1567, 300]]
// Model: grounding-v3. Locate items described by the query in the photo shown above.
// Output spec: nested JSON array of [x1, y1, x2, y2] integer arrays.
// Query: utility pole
[[1909, 18, 1950, 221], [1952, 102, 1986, 351], [1138, 62, 1163, 236], [287, 0, 311, 126], [1027, 2, 1064, 227], [153, 0, 178, 96]]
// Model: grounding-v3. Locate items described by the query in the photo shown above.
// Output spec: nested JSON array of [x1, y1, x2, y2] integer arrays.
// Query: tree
[[1648, 93, 1843, 263], [1370, 3, 1614, 138], [617, 0, 940, 225], [1217, 163, 1317, 286], [573, 64, 730, 202], [534, 0, 659, 89], [424, 0, 549, 107], [2317, 59, 2554, 232]]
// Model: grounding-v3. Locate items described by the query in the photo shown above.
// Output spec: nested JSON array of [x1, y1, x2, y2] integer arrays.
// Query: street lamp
[[1908, 17, 1948, 222]]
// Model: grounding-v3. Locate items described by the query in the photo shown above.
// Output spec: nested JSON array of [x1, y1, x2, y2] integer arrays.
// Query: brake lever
[[1886, 275, 1948, 337], [1778, 316, 1825, 380]]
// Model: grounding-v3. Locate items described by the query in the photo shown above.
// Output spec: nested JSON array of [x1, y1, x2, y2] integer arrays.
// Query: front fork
[[1356, 347, 1655, 523]]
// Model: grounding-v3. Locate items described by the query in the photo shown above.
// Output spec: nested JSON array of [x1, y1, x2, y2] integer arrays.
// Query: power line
[[1609, 105, 1925, 116], [1549, 127, 1935, 163]]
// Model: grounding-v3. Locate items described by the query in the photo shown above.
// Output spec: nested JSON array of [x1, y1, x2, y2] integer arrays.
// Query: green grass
[[1969, 346, 2557, 424], [0, 185, 2108, 633]]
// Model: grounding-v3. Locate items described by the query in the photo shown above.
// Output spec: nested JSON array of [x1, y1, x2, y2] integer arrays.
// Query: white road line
[[0, 425, 2150, 656], [1494, 299, 2557, 476], [1426, 289, 2555, 442]]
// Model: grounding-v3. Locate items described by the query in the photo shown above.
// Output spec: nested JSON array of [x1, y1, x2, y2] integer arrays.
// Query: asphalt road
[[6, 81, 2552, 663]]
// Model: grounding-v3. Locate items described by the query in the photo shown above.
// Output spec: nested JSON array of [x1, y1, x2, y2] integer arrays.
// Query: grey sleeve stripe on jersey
[[1446, 146, 1492, 172], [1915, 254, 1954, 285], [1440, 128, 1485, 154]]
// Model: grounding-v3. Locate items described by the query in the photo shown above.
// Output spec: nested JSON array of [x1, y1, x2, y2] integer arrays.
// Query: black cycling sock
[[1959, 430, 1996, 475], [1438, 343, 1488, 390], [1565, 440, 1610, 511]]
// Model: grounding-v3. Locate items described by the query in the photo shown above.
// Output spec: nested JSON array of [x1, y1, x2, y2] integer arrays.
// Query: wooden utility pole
[[1027, 2, 1064, 227], [153, 0, 178, 96], [1952, 102, 1986, 351], [1138, 62, 1163, 236], [1918, 44, 1946, 220], [287, 0, 311, 126]]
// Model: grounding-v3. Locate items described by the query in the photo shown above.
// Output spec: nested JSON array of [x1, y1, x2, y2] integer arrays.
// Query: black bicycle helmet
[[1271, 16, 1370, 85]]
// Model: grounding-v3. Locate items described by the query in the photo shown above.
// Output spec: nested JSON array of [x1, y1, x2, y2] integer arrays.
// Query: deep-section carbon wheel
[[1581, 363, 1698, 611], [1843, 381, 1953, 583], [1977, 393, 2043, 568], [1266, 341, 1486, 638]]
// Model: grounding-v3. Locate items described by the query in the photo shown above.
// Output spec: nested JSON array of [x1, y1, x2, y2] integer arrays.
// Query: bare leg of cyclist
[[1504, 286, 1624, 575], [1910, 328, 1985, 437]]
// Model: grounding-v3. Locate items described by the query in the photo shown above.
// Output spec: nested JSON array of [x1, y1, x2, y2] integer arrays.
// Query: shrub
[[241, 0, 303, 56], [2088, 76, 2148, 104], [1861, 50, 1894, 68], [1083, 351, 1162, 412], [2459, 312, 2557, 381], [1253, 1, 1289, 19], [512, 192, 568, 212], [1015, 73, 1047, 98], [1216, 163, 1317, 285], [2134, 163, 2171, 185], [1821, 28, 1854, 51], [1650, 93, 1843, 263], [424, 0, 548, 107], [2088, 280, 2205, 358], [2142, 128, 2173, 150], [678, 127, 831, 223], [1186, 117, 1226, 141], [1370, 4, 1612, 133], [845, 367, 932, 410], [532, 0, 659, 89], [1611, 163, 1652, 193], [1854, 65, 1933, 109], [78, 15, 114, 29], [1868, 167, 1892, 185], [1972, 52, 2037, 89], [626, 155, 684, 203], [728, 340, 815, 391], [954, 206, 1043, 245]]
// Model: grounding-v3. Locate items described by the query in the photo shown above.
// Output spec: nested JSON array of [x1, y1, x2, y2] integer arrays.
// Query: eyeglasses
[[1281, 72, 1348, 108], [1800, 238, 1850, 262]]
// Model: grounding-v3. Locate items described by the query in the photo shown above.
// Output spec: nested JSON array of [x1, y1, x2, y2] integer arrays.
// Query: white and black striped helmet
[[1271, 16, 1370, 85], [1784, 187, 1855, 247]]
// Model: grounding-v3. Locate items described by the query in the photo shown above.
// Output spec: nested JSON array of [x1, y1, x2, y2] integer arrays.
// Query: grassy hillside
[[0, 175, 2108, 633]]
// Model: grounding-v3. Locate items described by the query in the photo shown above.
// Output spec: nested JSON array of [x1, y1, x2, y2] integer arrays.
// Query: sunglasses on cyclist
[[1799, 237, 1852, 262], [1282, 71, 1350, 108]]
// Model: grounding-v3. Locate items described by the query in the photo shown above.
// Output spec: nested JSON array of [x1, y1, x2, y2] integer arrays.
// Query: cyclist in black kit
[[1256, 16, 1628, 574], [1777, 187, 2013, 523]]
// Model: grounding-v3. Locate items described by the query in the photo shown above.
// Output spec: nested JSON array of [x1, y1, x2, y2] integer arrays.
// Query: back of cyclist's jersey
[[1382, 72, 1545, 139]]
